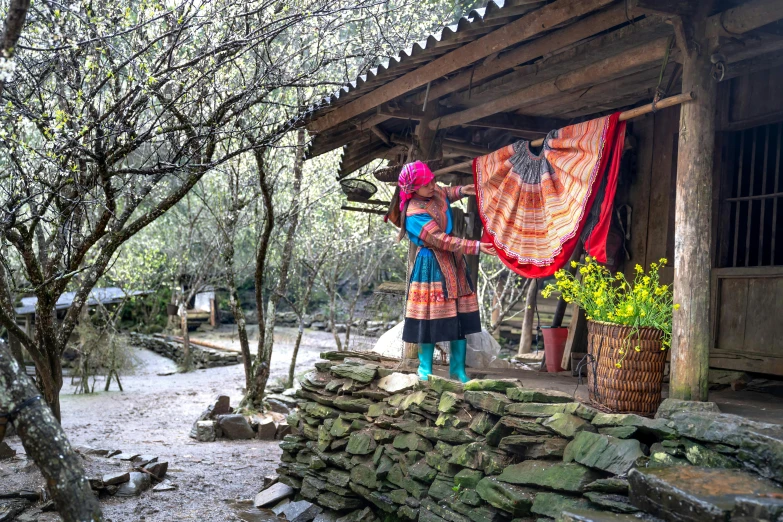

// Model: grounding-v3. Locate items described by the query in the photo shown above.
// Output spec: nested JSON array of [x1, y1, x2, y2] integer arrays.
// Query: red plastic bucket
[[542, 327, 568, 373]]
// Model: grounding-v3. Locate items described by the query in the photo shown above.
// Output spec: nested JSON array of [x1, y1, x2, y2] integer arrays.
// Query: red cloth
[[473, 113, 626, 278]]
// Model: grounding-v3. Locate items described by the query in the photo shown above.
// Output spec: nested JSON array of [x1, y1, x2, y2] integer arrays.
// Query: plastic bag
[[373, 322, 405, 359]]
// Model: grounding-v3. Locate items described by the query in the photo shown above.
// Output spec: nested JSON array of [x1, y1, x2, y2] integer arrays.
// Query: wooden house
[[295, 0, 783, 400]]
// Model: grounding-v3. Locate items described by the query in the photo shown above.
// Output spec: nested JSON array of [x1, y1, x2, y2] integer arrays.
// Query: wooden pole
[[517, 279, 538, 356], [669, 9, 716, 402], [433, 92, 694, 176]]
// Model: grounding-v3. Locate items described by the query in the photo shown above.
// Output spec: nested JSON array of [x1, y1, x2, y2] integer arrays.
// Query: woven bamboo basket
[[585, 320, 666, 417]]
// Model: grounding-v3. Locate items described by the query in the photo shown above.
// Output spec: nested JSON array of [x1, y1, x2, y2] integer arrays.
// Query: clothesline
[[432, 91, 694, 177]]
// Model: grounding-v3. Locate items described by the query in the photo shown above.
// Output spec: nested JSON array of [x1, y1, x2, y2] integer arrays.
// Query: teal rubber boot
[[449, 339, 470, 383], [418, 343, 436, 381]]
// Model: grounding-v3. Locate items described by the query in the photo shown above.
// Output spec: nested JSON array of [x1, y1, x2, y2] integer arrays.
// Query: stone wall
[[275, 351, 783, 522], [129, 333, 242, 369]]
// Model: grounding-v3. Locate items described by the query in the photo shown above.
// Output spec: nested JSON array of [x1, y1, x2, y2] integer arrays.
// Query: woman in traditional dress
[[397, 161, 496, 382]]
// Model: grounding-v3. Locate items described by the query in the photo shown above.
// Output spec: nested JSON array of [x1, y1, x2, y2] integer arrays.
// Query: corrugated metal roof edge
[[289, 0, 512, 130]]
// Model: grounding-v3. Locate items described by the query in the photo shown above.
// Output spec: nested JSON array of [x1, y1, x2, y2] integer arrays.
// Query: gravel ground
[[1, 326, 362, 522]]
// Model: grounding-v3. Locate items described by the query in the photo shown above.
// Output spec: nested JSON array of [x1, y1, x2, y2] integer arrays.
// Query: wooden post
[[670, 8, 717, 402]]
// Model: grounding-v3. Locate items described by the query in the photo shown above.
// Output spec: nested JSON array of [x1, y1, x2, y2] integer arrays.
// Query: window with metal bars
[[722, 122, 783, 268]]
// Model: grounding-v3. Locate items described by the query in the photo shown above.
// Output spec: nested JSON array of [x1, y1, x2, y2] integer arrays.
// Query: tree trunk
[[670, 8, 716, 402], [246, 130, 305, 408], [0, 344, 103, 521], [288, 322, 305, 389], [180, 304, 191, 371], [328, 265, 343, 352], [224, 248, 252, 389], [518, 279, 537, 356]]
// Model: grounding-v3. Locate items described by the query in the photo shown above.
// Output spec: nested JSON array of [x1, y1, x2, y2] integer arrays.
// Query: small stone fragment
[[254, 482, 295, 508], [115, 472, 151, 497], [583, 492, 637, 513], [378, 373, 419, 393], [217, 414, 255, 440], [102, 472, 130, 486]]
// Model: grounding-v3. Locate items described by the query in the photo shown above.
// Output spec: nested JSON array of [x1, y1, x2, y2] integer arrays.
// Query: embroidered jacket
[[405, 185, 478, 298]]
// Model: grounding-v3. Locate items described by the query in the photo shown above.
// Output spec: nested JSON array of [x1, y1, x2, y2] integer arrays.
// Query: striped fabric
[[473, 113, 626, 278]]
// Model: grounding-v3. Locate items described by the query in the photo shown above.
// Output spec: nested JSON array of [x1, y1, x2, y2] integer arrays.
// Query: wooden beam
[[429, 37, 672, 130], [442, 139, 492, 156], [370, 126, 391, 146], [434, 92, 692, 171], [306, 0, 615, 133], [670, 7, 716, 402], [706, 0, 783, 39], [629, 0, 698, 17], [443, 15, 673, 110], [461, 113, 567, 135], [411, 4, 631, 106], [340, 205, 386, 215]]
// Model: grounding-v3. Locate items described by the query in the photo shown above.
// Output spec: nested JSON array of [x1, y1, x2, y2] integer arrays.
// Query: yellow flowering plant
[[542, 257, 678, 368]]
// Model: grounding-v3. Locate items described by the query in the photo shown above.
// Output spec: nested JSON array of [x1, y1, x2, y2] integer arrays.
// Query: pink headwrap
[[398, 161, 434, 211]]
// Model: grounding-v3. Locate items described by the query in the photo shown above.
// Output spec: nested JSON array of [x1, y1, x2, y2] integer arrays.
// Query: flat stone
[[143, 461, 168, 479], [211, 395, 232, 416], [378, 373, 419, 393], [531, 492, 592, 519], [152, 480, 177, 492], [347, 431, 377, 455], [654, 398, 720, 419], [336, 507, 375, 522], [416, 426, 477, 444], [217, 414, 255, 440], [408, 460, 438, 484], [564, 431, 644, 476], [583, 493, 637, 513], [506, 387, 574, 403], [454, 469, 484, 489], [498, 416, 552, 436], [429, 375, 465, 394], [498, 461, 602, 493], [436, 414, 469, 429], [102, 472, 130, 486], [667, 411, 783, 482], [326, 469, 351, 488], [350, 463, 379, 489], [498, 435, 569, 459], [591, 413, 676, 439], [732, 495, 783, 521], [464, 391, 512, 416], [560, 509, 662, 522], [439, 392, 460, 413], [681, 439, 740, 468], [333, 397, 372, 413], [115, 472, 151, 497], [257, 418, 277, 440], [281, 499, 323, 522], [420, 499, 471, 522], [598, 427, 637, 439], [469, 412, 497, 435], [131, 454, 158, 467], [393, 433, 433, 452], [329, 417, 354, 438], [504, 402, 579, 417], [463, 379, 520, 393], [458, 489, 483, 506], [452, 501, 506, 522], [112, 452, 141, 461], [313, 510, 340, 522], [628, 466, 783, 522], [388, 464, 430, 499], [584, 478, 629, 495], [449, 442, 510, 474], [399, 391, 428, 410], [331, 363, 377, 383], [254, 482, 295, 507], [542, 413, 597, 439], [427, 476, 457, 501], [305, 403, 340, 419], [476, 477, 535, 517]]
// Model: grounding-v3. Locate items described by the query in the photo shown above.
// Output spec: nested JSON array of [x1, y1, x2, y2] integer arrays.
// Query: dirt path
[[2, 327, 356, 522]]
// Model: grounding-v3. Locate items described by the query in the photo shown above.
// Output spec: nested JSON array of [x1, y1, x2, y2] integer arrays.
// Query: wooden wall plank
[[716, 278, 749, 351], [623, 115, 654, 282], [744, 277, 780, 355]]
